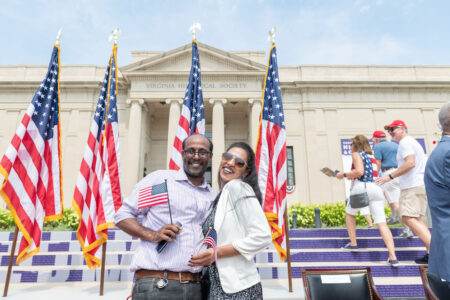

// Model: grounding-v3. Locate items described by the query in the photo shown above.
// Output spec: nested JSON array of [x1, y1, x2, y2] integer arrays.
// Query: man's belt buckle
[[179, 272, 190, 284]]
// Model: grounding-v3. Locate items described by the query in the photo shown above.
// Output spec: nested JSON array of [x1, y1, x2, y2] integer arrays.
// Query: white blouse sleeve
[[227, 181, 272, 261]]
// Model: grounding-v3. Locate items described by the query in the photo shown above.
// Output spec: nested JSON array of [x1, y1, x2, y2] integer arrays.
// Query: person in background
[[114, 134, 217, 300], [335, 135, 398, 267], [376, 120, 431, 264], [424, 102, 450, 288], [372, 130, 413, 238], [189, 142, 272, 299]]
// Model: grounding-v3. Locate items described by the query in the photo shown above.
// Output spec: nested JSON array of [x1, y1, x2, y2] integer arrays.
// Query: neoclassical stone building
[[0, 42, 447, 208]]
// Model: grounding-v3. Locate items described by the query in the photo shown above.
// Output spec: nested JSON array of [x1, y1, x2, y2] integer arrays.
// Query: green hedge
[[0, 208, 79, 231], [288, 202, 392, 228]]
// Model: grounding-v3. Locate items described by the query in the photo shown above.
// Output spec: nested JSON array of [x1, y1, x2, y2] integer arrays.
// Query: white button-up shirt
[[114, 169, 217, 273]]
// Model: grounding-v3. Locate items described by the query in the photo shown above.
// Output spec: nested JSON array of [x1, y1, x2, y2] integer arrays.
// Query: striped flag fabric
[[203, 228, 217, 249], [255, 43, 288, 262], [0, 45, 63, 264], [72, 44, 122, 269], [169, 40, 205, 170], [137, 182, 169, 210]]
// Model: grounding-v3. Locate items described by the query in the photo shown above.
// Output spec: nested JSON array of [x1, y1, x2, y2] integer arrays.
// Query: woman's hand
[[335, 171, 345, 180], [188, 248, 215, 267]]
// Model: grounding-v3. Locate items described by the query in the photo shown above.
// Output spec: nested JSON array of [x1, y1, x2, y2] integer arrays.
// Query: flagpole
[[3, 225, 19, 297], [165, 179, 173, 224], [283, 208, 293, 293], [99, 242, 107, 296]]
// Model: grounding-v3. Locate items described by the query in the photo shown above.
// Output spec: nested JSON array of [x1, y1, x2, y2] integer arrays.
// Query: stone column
[[248, 98, 262, 149], [166, 98, 183, 167], [209, 98, 227, 190], [126, 98, 144, 194]]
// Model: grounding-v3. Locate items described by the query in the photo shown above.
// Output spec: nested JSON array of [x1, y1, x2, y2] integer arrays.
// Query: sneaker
[[387, 216, 399, 225], [388, 258, 399, 268], [341, 243, 359, 252], [368, 225, 374, 229], [399, 229, 414, 238], [414, 254, 429, 264]]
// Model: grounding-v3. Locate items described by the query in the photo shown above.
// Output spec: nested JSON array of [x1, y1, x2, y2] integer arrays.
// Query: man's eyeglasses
[[182, 149, 211, 158], [387, 126, 402, 132], [222, 152, 247, 169]]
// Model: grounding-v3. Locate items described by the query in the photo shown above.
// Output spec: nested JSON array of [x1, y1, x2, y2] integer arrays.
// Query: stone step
[[0, 265, 425, 282], [0, 268, 426, 298], [0, 227, 419, 241], [288, 228, 425, 238], [0, 237, 424, 254], [1, 247, 428, 267]]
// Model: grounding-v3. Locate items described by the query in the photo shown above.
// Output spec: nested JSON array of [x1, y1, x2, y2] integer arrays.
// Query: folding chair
[[302, 267, 383, 300], [419, 266, 450, 300]]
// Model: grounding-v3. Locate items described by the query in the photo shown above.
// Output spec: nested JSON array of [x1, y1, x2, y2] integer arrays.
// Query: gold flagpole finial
[[267, 26, 277, 44], [55, 28, 62, 45], [109, 28, 121, 45], [189, 22, 201, 40]]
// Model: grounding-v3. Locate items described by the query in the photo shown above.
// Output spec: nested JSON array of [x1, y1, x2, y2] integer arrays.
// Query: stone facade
[[0, 42, 447, 208]]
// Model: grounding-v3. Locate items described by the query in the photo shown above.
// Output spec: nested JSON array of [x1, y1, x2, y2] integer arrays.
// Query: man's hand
[[151, 224, 182, 243], [188, 248, 215, 267], [375, 175, 390, 185]]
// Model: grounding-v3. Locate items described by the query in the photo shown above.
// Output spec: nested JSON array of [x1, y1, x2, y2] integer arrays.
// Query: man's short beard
[[184, 166, 206, 178]]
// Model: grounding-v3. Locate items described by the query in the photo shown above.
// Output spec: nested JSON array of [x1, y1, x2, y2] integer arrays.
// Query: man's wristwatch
[[388, 174, 394, 180], [343, 173, 347, 178]]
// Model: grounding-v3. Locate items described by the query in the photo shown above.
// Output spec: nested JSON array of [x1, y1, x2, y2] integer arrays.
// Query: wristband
[[389, 174, 394, 180], [343, 173, 346, 178]]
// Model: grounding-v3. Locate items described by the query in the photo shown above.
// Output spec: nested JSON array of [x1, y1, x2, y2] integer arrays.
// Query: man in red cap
[[372, 130, 413, 238], [375, 120, 430, 264]]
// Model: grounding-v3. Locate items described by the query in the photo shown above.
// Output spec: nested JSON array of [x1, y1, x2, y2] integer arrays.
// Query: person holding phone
[[334, 135, 399, 267], [114, 134, 217, 300], [189, 142, 272, 299]]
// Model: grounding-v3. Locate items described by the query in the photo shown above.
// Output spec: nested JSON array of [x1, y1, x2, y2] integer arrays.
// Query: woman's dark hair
[[219, 142, 262, 204]]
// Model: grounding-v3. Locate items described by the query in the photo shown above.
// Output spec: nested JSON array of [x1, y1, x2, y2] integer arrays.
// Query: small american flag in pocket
[[138, 182, 169, 209]]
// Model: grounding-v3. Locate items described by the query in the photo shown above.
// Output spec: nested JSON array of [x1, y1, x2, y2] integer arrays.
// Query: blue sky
[[1, 0, 449, 66]]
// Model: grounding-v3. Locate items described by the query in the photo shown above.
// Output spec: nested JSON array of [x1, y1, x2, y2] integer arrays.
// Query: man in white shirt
[[375, 120, 431, 264]]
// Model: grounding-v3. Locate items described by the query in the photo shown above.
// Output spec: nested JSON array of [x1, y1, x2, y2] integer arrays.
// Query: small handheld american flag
[[202, 227, 218, 262], [203, 227, 217, 249], [137, 182, 169, 210]]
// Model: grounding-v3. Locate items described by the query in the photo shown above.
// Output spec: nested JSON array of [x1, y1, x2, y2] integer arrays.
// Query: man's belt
[[382, 167, 395, 172], [135, 269, 200, 282]]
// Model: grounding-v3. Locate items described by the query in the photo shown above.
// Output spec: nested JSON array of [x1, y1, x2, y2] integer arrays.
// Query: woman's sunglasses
[[222, 152, 247, 169]]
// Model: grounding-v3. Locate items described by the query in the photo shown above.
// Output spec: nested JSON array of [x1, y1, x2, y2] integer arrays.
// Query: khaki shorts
[[399, 185, 428, 218]]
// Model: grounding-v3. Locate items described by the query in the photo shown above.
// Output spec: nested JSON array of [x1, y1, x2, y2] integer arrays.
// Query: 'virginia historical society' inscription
[[144, 82, 248, 89]]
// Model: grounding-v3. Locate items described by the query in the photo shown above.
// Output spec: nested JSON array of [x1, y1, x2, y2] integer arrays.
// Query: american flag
[[203, 228, 217, 249], [255, 44, 288, 262], [0, 45, 63, 264], [137, 182, 169, 210], [169, 40, 205, 170], [72, 45, 122, 269]]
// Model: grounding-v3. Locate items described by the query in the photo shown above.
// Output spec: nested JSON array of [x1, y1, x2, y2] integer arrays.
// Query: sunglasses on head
[[222, 152, 247, 168]]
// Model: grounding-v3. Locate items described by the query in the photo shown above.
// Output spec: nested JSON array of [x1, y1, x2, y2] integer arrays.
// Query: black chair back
[[302, 268, 383, 300]]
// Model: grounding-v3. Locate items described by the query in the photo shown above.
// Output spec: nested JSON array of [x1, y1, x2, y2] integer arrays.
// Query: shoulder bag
[[349, 182, 369, 208]]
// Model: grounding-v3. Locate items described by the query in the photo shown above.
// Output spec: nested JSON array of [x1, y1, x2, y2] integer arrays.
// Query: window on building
[[286, 146, 295, 186]]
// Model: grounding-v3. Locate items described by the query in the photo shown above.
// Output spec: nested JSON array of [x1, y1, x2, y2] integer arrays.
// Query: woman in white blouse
[[189, 142, 272, 299]]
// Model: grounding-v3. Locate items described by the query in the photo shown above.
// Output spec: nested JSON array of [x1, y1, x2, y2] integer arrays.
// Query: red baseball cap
[[384, 120, 407, 130], [372, 131, 386, 139]]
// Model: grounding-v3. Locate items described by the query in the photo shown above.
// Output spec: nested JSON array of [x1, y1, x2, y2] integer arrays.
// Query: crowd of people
[[333, 102, 449, 290], [111, 101, 449, 299]]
